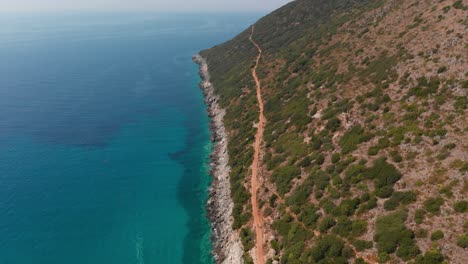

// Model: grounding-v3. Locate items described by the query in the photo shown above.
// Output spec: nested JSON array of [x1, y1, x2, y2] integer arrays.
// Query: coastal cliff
[[193, 55, 244, 264]]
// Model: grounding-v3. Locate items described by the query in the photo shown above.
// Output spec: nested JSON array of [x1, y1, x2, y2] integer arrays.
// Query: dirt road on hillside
[[249, 25, 265, 264]]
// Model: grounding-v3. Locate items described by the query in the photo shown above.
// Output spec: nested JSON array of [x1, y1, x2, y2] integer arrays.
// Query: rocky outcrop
[[193, 54, 244, 264]]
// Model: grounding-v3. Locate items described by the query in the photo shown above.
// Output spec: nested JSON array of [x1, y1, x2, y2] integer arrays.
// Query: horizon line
[[0, 8, 276, 14]]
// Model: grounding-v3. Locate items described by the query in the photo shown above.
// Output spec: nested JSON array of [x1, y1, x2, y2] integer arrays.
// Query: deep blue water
[[0, 13, 259, 264]]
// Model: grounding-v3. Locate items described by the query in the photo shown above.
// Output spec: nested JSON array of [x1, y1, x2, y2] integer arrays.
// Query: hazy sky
[[0, 0, 294, 12]]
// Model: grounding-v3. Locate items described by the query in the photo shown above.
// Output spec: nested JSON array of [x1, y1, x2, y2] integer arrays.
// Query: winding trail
[[249, 25, 266, 264]]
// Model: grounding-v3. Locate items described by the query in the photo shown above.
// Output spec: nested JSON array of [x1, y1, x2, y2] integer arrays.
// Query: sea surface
[[0, 13, 259, 264]]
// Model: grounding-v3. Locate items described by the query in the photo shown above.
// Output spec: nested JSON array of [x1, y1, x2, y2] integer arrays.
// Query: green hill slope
[[201, 0, 467, 263]]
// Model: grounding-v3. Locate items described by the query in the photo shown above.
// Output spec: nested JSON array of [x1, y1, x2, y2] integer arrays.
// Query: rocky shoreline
[[193, 54, 244, 264]]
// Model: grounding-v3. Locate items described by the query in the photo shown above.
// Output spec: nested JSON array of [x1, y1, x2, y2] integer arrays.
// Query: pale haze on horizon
[[0, 0, 294, 13]]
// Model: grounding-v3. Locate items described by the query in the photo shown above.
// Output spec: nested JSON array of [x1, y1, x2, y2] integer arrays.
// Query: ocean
[[0, 13, 259, 264]]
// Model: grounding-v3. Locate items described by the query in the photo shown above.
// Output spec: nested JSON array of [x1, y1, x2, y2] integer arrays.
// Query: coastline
[[193, 54, 244, 264]]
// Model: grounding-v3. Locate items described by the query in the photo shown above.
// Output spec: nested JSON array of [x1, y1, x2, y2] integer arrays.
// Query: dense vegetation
[[375, 211, 419, 260], [201, 0, 467, 263]]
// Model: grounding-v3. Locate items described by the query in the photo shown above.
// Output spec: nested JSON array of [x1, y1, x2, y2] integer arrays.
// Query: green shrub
[[415, 209, 426, 224], [358, 196, 377, 214], [344, 164, 366, 184], [383, 197, 399, 211], [375, 211, 420, 260], [243, 254, 254, 264], [396, 238, 421, 261], [430, 230, 444, 241], [390, 150, 403, 163], [353, 240, 373, 251], [240, 227, 255, 250], [326, 165, 336, 174], [311, 136, 323, 150], [286, 177, 314, 207], [457, 234, 468, 248], [351, 220, 368, 237], [264, 207, 273, 217], [299, 204, 321, 228], [384, 191, 417, 211], [437, 66, 447, 73], [300, 156, 312, 167], [321, 99, 353, 120], [271, 239, 280, 252], [378, 252, 390, 263], [320, 198, 337, 214], [315, 153, 325, 165], [334, 198, 360, 216], [269, 195, 277, 208], [375, 185, 394, 198], [360, 192, 370, 202], [408, 77, 440, 97], [354, 258, 367, 264], [315, 190, 324, 200], [318, 215, 336, 232], [233, 205, 251, 229], [438, 185, 453, 199], [377, 137, 390, 149], [367, 146, 380, 156], [454, 96, 467, 110], [339, 125, 372, 154], [331, 153, 341, 164], [414, 249, 444, 264], [308, 235, 350, 263], [329, 187, 341, 199], [333, 217, 353, 238], [313, 170, 331, 191], [364, 158, 402, 191], [444, 143, 456, 150], [454, 200, 468, 213], [272, 215, 312, 245], [272, 165, 301, 196], [424, 196, 445, 214], [453, 0, 465, 10], [326, 117, 341, 132]]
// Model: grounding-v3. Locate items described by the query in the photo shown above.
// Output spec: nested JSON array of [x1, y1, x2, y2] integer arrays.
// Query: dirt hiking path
[[249, 25, 265, 264]]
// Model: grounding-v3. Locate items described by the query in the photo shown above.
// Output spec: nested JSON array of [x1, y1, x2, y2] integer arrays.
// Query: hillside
[[200, 0, 468, 263]]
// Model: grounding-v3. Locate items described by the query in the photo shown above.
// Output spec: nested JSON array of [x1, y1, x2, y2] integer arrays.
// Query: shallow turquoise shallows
[[0, 13, 259, 264]]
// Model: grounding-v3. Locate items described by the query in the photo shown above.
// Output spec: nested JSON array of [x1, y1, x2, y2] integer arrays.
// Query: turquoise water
[[0, 13, 259, 264]]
